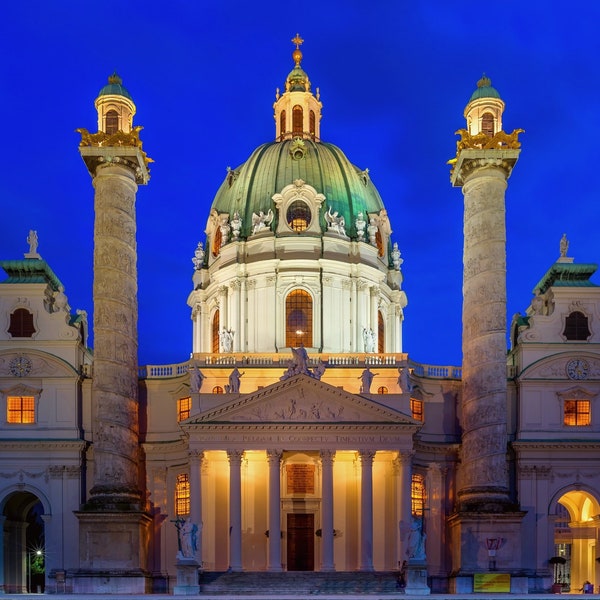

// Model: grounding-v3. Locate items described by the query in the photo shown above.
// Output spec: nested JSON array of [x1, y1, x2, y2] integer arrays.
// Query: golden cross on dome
[[292, 33, 304, 49]]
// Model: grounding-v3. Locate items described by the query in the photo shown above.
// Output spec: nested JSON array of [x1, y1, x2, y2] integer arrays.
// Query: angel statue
[[251, 209, 274, 235], [325, 206, 346, 236]]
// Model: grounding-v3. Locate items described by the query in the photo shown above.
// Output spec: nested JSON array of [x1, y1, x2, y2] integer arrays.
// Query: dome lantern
[[274, 34, 323, 142]]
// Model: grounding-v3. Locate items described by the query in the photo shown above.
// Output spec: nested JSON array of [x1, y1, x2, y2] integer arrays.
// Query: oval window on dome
[[211, 226, 223, 257], [286, 200, 311, 232]]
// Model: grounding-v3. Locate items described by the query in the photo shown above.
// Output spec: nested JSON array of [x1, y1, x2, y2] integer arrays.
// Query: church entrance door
[[286, 513, 314, 571]]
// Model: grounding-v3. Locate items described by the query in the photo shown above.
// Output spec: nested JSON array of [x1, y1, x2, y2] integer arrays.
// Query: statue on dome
[[53, 285, 70, 313], [230, 211, 242, 240], [391, 242, 403, 270], [363, 328, 375, 353], [251, 209, 274, 235], [219, 219, 231, 246], [192, 241, 205, 270], [355, 212, 366, 241], [325, 206, 346, 236], [367, 217, 378, 246], [220, 329, 234, 353]]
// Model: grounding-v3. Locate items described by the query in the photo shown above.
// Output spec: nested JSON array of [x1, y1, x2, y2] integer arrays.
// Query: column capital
[[451, 148, 520, 187], [320, 449, 336, 464], [266, 449, 282, 463], [227, 449, 245, 465], [358, 449, 375, 464]]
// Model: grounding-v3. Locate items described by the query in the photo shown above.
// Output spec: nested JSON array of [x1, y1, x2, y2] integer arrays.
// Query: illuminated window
[[411, 473, 426, 517], [378, 311, 385, 353], [7, 396, 35, 424], [105, 109, 119, 134], [564, 400, 590, 426], [377, 386, 388, 394], [175, 473, 190, 516], [280, 110, 286, 139], [212, 310, 220, 353], [286, 289, 313, 347], [564, 311, 591, 341], [292, 105, 303, 135], [8, 308, 35, 338], [309, 110, 315, 137], [411, 398, 423, 422], [481, 112, 494, 136], [286, 200, 311, 232], [178, 396, 191, 421], [211, 226, 222, 257], [212, 386, 224, 394]]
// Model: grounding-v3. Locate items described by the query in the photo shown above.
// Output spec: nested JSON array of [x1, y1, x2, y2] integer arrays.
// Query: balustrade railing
[[138, 353, 463, 381]]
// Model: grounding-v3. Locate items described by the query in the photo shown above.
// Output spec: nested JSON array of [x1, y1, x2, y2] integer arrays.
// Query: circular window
[[286, 200, 311, 232]]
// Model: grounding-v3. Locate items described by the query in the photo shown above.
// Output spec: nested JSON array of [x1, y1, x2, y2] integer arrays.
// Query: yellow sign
[[473, 573, 511, 593]]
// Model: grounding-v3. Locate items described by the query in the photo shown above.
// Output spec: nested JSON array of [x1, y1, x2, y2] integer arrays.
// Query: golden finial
[[291, 33, 304, 66], [477, 73, 491, 88]]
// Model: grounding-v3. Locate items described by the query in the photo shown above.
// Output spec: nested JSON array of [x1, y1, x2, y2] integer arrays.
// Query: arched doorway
[[2, 491, 45, 593], [552, 490, 600, 593]]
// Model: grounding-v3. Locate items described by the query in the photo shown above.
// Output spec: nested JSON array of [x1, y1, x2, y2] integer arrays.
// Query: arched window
[[212, 385, 224, 394], [105, 109, 119, 134], [377, 386, 388, 394], [309, 110, 316, 137], [481, 112, 494, 137], [212, 310, 220, 353], [286, 289, 313, 347], [8, 308, 35, 338], [292, 105, 303, 135], [411, 473, 426, 517], [378, 311, 385, 353], [175, 474, 190, 516], [564, 311, 591, 341], [286, 200, 311, 232], [211, 227, 222, 257], [280, 110, 286, 139]]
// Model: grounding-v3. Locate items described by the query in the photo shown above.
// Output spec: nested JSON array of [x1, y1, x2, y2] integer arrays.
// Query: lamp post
[[28, 549, 42, 593]]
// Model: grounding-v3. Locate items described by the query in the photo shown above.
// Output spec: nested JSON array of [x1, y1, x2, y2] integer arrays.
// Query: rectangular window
[[7, 396, 35, 423], [177, 396, 191, 421], [175, 473, 190, 516], [411, 473, 426, 517], [410, 398, 424, 422], [564, 400, 590, 426]]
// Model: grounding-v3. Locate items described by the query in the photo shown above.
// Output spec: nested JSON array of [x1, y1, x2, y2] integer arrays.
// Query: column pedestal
[[405, 561, 430, 596], [173, 558, 200, 596]]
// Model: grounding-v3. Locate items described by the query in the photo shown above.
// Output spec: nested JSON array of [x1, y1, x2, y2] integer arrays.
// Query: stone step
[[199, 571, 401, 595]]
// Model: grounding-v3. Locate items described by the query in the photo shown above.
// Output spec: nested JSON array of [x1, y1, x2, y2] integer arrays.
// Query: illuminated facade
[[1, 39, 600, 595]]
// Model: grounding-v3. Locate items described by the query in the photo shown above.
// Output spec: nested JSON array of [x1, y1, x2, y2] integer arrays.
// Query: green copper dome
[[211, 139, 385, 239], [469, 74, 502, 102], [97, 72, 133, 101]]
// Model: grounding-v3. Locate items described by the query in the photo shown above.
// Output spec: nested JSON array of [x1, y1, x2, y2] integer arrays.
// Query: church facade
[[1, 37, 599, 595]]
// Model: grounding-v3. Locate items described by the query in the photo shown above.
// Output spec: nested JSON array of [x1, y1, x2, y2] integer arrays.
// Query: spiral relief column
[[448, 75, 525, 582], [75, 74, 152, 593]]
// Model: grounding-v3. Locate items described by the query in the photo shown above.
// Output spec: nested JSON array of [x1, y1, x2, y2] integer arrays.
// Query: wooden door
[[286, 513, 314, 571]]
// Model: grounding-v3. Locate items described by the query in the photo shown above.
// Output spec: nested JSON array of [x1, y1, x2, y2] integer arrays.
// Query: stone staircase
[[199, 571, 401, 595]]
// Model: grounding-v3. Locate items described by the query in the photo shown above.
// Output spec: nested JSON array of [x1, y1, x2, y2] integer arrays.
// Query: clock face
[[9, 355, 32, 377], [566, 359, 589, 380]]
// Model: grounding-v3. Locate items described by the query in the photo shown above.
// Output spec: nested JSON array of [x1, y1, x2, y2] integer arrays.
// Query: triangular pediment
[[188, 374, 416, 426]]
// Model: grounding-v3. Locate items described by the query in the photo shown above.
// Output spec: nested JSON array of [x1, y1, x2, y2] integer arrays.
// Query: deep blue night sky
[[1, 2, 598, 367]]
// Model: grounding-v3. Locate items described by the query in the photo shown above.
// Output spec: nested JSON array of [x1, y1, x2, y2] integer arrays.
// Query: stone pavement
[[1, 594, 596, 599]]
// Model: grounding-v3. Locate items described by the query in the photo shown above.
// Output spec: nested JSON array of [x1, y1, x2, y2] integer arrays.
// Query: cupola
[[273, 34, 323, 141], [464, 74, 505, 136], [94, 72, 136, 134]]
